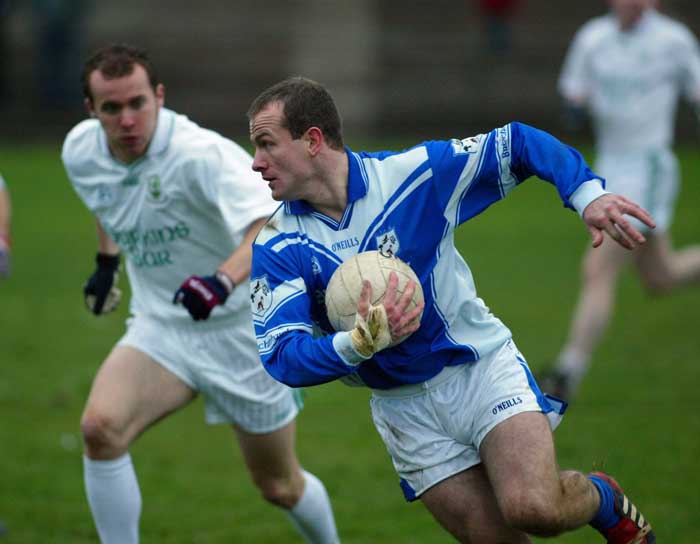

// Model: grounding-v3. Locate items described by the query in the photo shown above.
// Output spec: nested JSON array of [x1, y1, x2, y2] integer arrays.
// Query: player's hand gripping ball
[[325, 251, 424, 351]]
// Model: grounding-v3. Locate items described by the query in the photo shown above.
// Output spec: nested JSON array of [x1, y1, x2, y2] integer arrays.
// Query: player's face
[[86, 64, 164, 164], [609, 0, 653, 29], [249, 101, 315, 202]]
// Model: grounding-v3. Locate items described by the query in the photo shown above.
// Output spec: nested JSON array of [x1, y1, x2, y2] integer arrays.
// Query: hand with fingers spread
[[582, 193, 656, 249], [350, 272, 424, 357]]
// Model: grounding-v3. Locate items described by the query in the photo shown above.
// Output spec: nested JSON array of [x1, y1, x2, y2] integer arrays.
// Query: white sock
[[84, 453, 141, 544], [287, 470, 340, 544], [557, 347, 590, 389]]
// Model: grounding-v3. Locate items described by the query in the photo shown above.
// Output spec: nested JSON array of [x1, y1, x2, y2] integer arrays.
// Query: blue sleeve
[[250, 240, 359, 387], [429, 122, 602, 226]]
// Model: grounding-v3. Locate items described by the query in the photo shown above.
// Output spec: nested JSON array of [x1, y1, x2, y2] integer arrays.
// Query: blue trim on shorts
[[400, 478, 418, 502], [519, 359, 568, 417]]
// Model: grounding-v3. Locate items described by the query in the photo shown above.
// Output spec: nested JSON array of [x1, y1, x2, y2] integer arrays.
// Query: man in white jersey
[[247, 77, 657, 543], [62, 45, 339, 544], [543, 0, 700, 399], [0, 174, 10, 278]]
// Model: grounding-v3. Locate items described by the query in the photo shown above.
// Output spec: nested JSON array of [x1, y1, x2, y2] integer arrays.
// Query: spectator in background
[[542, 0, 700, 400], [477, 0, 520, 53], [0, 174, 11, 278], [33, 0, 88, 109]]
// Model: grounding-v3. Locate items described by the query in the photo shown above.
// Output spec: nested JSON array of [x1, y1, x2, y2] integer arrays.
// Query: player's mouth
[[121, 135, 140, 147]]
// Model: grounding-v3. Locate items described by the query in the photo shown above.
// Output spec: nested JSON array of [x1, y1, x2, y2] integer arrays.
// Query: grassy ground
[[0, 143, 698, 542]]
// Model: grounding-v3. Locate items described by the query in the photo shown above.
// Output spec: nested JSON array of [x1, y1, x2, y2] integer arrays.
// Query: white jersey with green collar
[[559, 9, 700, 154], [62, 108, 278, 324]]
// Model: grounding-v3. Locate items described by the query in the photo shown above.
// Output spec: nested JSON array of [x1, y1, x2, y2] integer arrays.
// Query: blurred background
[[2, 0, 699, 144]]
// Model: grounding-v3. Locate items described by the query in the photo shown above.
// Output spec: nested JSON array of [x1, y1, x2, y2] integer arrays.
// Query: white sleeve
[[558, 25, 594, 102], [198, 139, 278, 239], [677, 26, 700, 103]]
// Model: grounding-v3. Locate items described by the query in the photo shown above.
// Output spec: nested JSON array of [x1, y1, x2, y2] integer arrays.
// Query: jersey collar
[[286, 147, 368, 216]]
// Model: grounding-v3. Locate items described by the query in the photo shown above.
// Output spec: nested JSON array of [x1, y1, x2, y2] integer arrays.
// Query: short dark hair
[[82, 44, 159, 101], [247, 77, 344, 150]]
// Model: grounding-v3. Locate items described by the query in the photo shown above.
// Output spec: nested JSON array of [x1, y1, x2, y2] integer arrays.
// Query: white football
[[325, 251, 424, 347]]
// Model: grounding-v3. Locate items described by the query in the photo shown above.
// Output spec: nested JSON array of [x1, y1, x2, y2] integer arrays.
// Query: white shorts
[[596, 148, 679, 233], [369, 340, 566, 501], [118, 315, 301, 432]]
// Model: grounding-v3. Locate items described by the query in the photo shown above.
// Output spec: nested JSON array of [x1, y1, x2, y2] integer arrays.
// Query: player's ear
[[84, 98, 96, 118], [305, 126, 323, 157], [155, 83, 165, 107]]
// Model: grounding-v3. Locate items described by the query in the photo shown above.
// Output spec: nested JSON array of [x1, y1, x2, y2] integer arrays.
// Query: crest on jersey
[[376, 229, 400, 258], [250, 276, 272, 317], [450, 135, 481, 156], [145, 176, 168, 204], [311, 255, 322, 275]]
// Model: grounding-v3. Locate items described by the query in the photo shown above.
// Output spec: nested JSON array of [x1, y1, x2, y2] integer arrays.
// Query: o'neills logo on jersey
[[250, 276, 272, 317], [376, 229, 399, 258]]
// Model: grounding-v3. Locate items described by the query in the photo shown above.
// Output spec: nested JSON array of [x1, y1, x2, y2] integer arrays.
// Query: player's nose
[[252, 151, 267, 173]]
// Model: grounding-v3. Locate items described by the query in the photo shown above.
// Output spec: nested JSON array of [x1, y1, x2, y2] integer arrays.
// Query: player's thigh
[[83, 344, 196, 436], [234, 419, 301, 482], [480, 411, 560, 515], [421, 465, 531, 544]]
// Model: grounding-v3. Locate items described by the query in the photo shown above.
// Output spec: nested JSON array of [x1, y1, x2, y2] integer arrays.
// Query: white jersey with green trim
[[62, 108, 278, 324], [558, 9, 700, 154]]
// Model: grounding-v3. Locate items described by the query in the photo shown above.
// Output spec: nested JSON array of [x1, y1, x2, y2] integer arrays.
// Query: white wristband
[[215, 271, 235, 294]]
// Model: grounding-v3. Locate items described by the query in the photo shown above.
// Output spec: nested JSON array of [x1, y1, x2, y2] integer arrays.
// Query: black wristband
[[96, 252, 120, 270]]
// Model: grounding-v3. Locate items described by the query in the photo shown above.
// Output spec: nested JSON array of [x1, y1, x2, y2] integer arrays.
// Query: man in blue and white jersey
[[247, 77, 656, 543], [545, 0, 700, 399], [63, 45, 338, 544]]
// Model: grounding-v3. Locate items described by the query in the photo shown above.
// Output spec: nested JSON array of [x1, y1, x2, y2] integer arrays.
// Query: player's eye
[[101, 102, 121, 114], [130, 96, 146, 110]]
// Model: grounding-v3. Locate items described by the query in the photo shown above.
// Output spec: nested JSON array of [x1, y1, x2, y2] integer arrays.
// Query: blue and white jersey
[[251, 122, 606, 390]]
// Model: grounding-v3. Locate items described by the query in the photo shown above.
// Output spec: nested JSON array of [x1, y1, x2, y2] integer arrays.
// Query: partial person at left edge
[[61, 44, 339, 544], [0, 173, 11, 278]]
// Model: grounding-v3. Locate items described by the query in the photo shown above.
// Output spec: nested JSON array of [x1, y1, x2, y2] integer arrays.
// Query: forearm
[[95, 219, 119, 255], [217, 217, 268, 287], [0, 189, 11, 243], [509, 122, 602, 207], [262, 331, 361, 387]]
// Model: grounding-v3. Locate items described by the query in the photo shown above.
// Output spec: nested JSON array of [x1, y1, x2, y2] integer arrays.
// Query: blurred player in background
[[543, 0, 700, 400], [62, 45, 339, 544], [247, 76, 656, 543], [0, 173, 11, 278]]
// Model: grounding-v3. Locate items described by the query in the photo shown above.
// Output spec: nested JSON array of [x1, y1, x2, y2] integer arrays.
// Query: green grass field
[[0, 143, 698, 543]]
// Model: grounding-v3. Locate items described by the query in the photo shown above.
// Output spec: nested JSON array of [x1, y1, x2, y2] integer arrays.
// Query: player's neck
[[617, 9, 649, 32], [309, 150, 349, 221]]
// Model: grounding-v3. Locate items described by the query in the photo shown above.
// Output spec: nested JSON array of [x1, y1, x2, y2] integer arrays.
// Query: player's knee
[[80, 411, 128, 456], [254, 475, 302, 509], [640, 271, 674, 294], [499, 490, 565, 537]]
